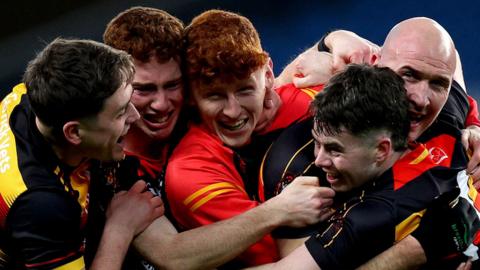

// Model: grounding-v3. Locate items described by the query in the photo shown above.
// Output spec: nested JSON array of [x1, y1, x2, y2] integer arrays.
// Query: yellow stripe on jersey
[[190, 188, 237, 212], [280, 139, 314, 182], [53, 256, 85, 270], [183, 182, 246, 206], [395, 209, 426, 242], [467, 176, 480, 211], [409, 148, 429, 165], [258, 144, 274, 192], [0, 84, 28, 208], [300, 88, 318, 99]]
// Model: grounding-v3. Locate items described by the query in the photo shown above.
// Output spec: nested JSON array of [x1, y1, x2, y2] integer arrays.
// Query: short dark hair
[[104, 6, 184, 63], [312, 64, 410, 151], [24, 38, 134, 134]]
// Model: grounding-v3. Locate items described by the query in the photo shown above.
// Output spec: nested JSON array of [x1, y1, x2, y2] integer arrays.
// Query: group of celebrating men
[[1, 5, 480, 270]]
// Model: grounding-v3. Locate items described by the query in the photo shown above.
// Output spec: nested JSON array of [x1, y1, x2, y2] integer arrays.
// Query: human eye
[[324, 145, 342, 157], [133, 84, 157, 95], [401, 70, 415, 81], [237, 87, 255, 96], [205, 92, 223, 101], [165, 80, 183, 91], [430, 79, 449, 93]]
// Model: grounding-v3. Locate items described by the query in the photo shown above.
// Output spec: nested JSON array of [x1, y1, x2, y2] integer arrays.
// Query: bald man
[[256, 17, 480, 269], [315, 18, 480, 178]]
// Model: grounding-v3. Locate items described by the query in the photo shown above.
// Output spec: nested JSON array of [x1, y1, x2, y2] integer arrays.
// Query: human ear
[[375, 137, 392, 163], [265, 58, 275, 90], [63, 121, 82, 145]]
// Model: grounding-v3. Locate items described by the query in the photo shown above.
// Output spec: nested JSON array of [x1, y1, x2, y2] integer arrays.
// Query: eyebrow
[[323, 142, 344, 152], [132, 82, 156, 90]]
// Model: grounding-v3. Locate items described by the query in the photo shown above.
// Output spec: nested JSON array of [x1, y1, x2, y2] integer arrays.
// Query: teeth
[[222, 119, 246, 130], [146, 113, 170, 124]]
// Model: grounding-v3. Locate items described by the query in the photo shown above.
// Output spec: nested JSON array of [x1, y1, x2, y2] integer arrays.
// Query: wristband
[[317, 31, 331, 53]]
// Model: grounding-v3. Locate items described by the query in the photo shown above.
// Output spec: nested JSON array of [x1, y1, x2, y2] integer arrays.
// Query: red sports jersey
[[165, 84, 321, 266]]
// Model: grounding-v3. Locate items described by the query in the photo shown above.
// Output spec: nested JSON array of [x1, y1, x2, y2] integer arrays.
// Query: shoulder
[[7, 188, 80, 229]]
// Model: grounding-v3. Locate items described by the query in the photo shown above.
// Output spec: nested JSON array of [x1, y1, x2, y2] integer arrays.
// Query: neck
[[378, 150, 405, 175], [35, 117, 84, 167], [123, 128, 169, 161]]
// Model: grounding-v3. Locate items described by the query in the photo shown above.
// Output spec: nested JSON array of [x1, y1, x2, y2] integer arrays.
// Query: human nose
[[407, 81, 430, 111], [314, 147, 332, 168], [150, 90, 169, 112], [222, 95, 242, 119]]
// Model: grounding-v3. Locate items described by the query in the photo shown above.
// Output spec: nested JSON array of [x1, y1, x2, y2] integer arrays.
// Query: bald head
[[377, 17, 457, 142], [380, 17, 456, 73]]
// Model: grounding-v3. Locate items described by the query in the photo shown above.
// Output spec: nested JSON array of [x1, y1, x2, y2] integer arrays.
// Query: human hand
[[267, 176, 335, 227], [462, 125, 480, 189], [255, 87, 281, 133], [456, 259, 472, 270], [324, 30, 380, 72], [411, 188, 477, 264], [292, 49, 334, 88], [106, 180, 164, 237]]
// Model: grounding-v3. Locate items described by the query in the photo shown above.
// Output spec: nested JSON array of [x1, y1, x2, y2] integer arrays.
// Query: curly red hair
[[184, 10, 269, 89], [104, 6, 184, 62]]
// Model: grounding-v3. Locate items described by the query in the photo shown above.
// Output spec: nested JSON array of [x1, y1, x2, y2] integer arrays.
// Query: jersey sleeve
[[466, 95, 480, 127], [6, 188, 84, 270], [304, 200, 395, 270], [165, 151, 279, 265], [261, 84, 323, 134]]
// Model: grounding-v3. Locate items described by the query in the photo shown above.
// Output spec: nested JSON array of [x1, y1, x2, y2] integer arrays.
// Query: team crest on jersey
[[429, 147, 448, 164]]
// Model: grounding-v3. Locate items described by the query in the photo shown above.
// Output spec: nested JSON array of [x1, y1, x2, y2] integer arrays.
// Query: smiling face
[[79, 82, 140, 161], [378, 18, 456, 141], [378, 50, 453, 142], [192, 65, 271, 148], [312, 125, 381, 192], [129, 57, 184, 143]]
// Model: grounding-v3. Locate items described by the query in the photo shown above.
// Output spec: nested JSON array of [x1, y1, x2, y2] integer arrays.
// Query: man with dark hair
[[80, 7, 334, 270], [248, 64, 478, 270], [0, 38, 163, 269], [262, 17, 480, 269]]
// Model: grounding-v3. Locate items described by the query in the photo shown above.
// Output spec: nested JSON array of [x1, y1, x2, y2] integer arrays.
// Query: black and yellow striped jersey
[[0, 84, 90, 270]]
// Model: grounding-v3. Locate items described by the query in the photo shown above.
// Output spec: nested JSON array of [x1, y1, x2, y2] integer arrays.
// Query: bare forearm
[[136, 205, 281, 269], [357, 236, 426, 270], [135, 201, 283, 270], [89, 223, 134, 270]]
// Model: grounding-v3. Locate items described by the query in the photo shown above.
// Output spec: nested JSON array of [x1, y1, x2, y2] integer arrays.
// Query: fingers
[[467, 150, 480, 172], [474, 179, 480, 191], [348, 52, 364, 65], [290, 176, 320, 186], [150, 196, 164, 208], [151, 197, 165, 219], [263, 98, 274, 109], [332, 55, 347, 73], [318, 207, 335, 222], [130, 180, 147, 193], [316, 186, 336, 199], [461, 129, 470, 151], [292, 76, 311, 89]]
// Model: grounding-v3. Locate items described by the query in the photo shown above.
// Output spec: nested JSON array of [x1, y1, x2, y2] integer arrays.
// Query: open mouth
[[408, 111, 424, 126], [325, 172, 339, 183], [219, 119, 248, 131], [117, 135, 125, 146], [144, 111, 173, 125]]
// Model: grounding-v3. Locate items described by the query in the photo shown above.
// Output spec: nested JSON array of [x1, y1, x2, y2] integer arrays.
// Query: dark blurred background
[[1, 0, 478, 99]]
